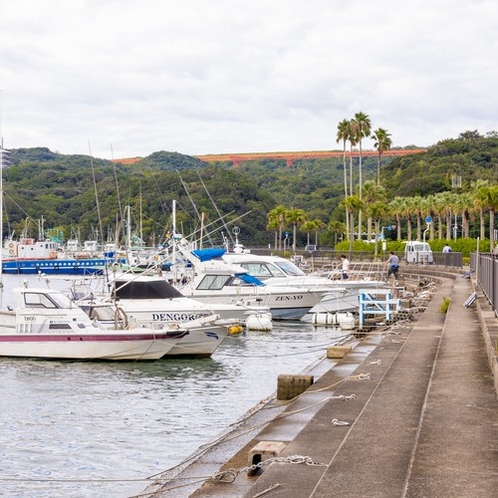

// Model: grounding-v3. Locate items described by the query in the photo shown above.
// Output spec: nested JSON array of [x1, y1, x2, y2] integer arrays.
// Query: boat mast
[[0, 90, 4, 305]]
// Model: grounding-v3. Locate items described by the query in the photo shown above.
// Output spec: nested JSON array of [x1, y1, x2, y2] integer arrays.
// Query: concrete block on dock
[[401, 298, 412, 308], [327, 345, 352, 359], [248, 441, 286, 473], [277, 374, 313, 400]]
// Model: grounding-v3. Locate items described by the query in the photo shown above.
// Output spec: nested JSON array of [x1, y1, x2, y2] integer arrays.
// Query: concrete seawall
[[145, 268, 498, 497]]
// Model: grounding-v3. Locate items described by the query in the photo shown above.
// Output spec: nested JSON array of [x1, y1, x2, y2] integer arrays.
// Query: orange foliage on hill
[[113, 148, 425, 167]]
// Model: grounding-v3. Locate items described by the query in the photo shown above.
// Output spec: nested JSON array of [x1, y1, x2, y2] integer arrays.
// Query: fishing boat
[[2, 236, 120, 275], [0, 286, 188, 360]]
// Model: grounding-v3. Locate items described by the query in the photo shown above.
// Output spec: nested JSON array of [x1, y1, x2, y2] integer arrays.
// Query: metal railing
[[250, 247, 463, 269], [470, 252, 498, 314]]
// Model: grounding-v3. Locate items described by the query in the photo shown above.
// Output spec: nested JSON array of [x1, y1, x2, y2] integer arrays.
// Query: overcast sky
[[0, 0, 496, 159]]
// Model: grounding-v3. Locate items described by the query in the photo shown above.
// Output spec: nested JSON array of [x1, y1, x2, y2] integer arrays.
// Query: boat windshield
[[114, 279, 184, 299], [23, 291, 73, 309], [238, 262, 281, 278], [274, 260, 307, 276], [83, 305, 116, 321], [196, 274, 232, 290]]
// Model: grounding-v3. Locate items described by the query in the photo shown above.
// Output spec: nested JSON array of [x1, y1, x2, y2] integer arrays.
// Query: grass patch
[[440, 296, 451, 313]]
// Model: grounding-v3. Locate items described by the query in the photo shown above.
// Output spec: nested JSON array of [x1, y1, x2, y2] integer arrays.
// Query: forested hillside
[[1, 131, 497, 248]]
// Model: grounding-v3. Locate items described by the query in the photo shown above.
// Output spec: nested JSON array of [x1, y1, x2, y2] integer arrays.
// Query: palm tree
[[336, 119, 351, 199], [267, 205, 287, 251], [266, 215, 280, 252], [372, 127, 392, 185], [286, 207, 307, 252], [412, 195, 425, 241], [472, 179, 490, 240], [328, 220, 346, 246], [301, 218, 326, 247], [337, 119, 353, 235], [423, 195, 437, 241], [455, 192, 473, 238], [350, 112, 372, 239], [368, 201, 389, 258], [475, 185, 498, 251], [340, 195, 363, 254], [362, 181, 386, 240], [388, 196, 406, 241]]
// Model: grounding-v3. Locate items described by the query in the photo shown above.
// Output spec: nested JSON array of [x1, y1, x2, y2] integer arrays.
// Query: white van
[[405, 241, 433, 264]]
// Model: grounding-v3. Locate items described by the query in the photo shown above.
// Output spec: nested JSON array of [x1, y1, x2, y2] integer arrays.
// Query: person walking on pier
[[340, 255, 350, 280], [386, 251, 400, 284]]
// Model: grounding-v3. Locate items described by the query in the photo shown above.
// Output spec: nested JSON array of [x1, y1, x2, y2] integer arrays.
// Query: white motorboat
[[223, 251, 385, 291], [304, 288, 361, 316], [0, 286, 188, 361], [221, 250, 388, 318], [172, 243, 329, 320], [71, 273, 260, 356]]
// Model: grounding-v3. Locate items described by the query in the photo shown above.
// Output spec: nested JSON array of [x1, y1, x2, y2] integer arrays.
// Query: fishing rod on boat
[[185, 210, 253, 249], [176, 170, 216, 247], [196, 169, 236, 246]]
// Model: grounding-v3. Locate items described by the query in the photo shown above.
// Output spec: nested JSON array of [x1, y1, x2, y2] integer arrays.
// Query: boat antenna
[[110, 143, 125, 246], [0, 89, 4, 305], [88, 142, 108, 280], [176, 170, 214, 246]]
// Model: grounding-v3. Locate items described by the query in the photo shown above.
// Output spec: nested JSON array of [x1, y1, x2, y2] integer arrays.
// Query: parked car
[[405, 241, 433, 264]]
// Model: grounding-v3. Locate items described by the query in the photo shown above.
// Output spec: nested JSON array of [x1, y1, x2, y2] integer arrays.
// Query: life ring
[[49, 251, 57, 258], [8, 242, 14, 248], [114, 307, 128, 330], [8, 249, 15, 255]]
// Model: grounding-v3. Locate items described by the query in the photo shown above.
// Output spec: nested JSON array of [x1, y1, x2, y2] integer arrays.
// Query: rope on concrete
[[210, 454, 326, 484], [331, 418, 350, 426], [253, 483, 282, 497]]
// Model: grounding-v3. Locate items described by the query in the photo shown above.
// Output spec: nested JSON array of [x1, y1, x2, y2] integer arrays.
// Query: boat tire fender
[[114, 307, 128, 330]]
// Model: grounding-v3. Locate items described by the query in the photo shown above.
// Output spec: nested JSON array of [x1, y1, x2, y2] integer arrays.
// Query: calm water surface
[[0, 274, 346, 497]]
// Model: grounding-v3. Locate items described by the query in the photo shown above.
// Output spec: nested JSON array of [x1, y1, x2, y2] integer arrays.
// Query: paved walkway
[[147, 275, 498, 497]]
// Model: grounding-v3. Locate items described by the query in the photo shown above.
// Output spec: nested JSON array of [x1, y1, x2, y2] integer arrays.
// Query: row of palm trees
[[267, 112, 498, 253], [336, 112, 392, 238], [386, 182, 498, 251], [267, 181, 498, 254], [266, 205, 324, 251]]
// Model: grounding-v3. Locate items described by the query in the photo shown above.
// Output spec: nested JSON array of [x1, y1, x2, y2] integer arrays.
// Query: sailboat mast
[[0, 90, 4, 295]]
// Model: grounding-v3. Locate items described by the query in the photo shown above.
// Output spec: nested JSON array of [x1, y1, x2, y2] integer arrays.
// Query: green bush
[[440, 296, 451, 313]]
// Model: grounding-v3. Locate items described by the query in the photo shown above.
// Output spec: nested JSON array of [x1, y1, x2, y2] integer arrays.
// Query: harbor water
[[0, 274, 348, 497]]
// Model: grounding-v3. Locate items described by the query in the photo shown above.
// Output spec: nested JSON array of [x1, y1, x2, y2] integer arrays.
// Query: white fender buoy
[[312, 313, 336, 325], [312, 312, 355, 328], [338, 313, 356, 330], [312, 312, 348, 326], [245, 313, 273, 331]]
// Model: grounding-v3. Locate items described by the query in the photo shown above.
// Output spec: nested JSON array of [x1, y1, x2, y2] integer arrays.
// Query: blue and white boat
[[2, 237, 120, 275]]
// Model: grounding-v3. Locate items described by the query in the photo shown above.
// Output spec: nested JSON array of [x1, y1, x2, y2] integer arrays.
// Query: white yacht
[[172, 243, 330, 320]]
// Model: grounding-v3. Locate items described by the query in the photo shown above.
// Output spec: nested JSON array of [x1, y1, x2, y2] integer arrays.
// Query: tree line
[[1, 129, 498, 253]]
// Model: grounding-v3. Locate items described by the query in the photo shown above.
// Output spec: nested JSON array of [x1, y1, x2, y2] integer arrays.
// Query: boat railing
[[317, 261, 385, 282]]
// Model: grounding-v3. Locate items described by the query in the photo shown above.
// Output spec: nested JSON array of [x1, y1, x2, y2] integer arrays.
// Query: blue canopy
[[235, 272, 265, 286], [191, 248, 226, 262]]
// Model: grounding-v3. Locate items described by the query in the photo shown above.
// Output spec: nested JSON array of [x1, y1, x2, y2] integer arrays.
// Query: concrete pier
[[145, 271, 498, 497]]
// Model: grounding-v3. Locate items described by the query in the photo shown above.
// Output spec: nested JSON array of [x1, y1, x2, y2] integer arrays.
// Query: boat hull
[[1, 258, 109, 275], [0, 330, 185, 360], [167, 326, 230, 356], [182, 291, 323, 320]]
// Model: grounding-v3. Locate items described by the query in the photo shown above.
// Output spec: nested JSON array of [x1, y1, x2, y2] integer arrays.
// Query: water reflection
[[0, 275, 347, 497]]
